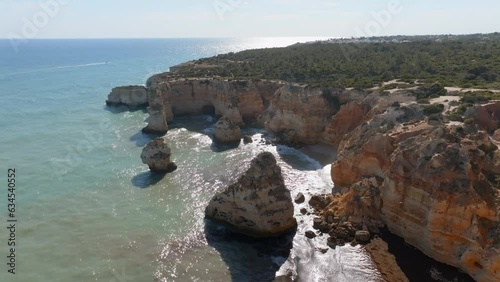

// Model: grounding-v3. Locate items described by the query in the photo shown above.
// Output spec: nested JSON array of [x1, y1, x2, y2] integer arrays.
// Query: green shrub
[[460, 91, 500, 104], [414, 83, 448, 100], [447, 113, 464, 122], [464, 118, 475, 125], [456, 104, 473, 115], [428, 113, 443, 121], [423, 104, 445, 116], [461, 92, 490, 104], [381, 83, 398, 90]]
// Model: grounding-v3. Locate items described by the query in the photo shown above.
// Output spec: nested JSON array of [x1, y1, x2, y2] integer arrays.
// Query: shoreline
[[109, 81, 498, 280], [109, 36, 500, 280], [298, 145, 476, 282]]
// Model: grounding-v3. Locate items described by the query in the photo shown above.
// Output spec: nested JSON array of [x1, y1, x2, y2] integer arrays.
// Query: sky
[[0, 0, 499, 39]]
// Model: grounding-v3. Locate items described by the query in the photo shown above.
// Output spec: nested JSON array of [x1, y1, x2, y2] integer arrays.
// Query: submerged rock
[[140, 137, 177, 172], [305, 230, 316, 239], [106, 85, 148, 107], [205, 152, 297, 237], [214, 116, 241, 144], [243, 135, 253, 144], [294, 193, 305, 204]]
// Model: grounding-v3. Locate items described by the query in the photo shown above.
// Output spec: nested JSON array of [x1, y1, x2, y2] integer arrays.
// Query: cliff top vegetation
[[170, 33, 500, 90]]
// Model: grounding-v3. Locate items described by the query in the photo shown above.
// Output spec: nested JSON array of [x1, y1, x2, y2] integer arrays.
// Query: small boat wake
[[0, 62, 110, 77]]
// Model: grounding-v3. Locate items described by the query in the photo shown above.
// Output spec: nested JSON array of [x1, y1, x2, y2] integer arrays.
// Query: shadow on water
[[129, 131, 162, 147], [276, 145, 321, 171], [168, 115, 217, 132], [379, 228, 475, 282], [131, 171, 168, 189], [210, 142, 241, 153], [300, 144, 338, 167], [205, 220, 295, 282], [104, 104, 148, 114]]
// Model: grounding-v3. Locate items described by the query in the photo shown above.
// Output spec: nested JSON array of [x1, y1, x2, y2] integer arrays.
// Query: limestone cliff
[[110, 70, 500, 280], [262, 86, 350, 145], [205, 152, 297, 237], [331, 99, 500, 282], [141, 73, 362, 145], [106, 85, 148, 107], [143, 75, 280, 133]]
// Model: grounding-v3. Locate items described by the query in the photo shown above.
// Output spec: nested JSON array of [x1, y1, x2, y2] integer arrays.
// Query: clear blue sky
[[1, 0, 499, 38]]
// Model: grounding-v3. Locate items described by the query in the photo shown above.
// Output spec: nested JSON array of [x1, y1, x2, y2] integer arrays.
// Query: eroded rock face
[[106, 86, 148, 107], [465, 101, 500, 133], [143, 76, 277, 133], [262, 86, 354, 145], [322, 101, 369, 146], [331, 105, 500, 282], [494, 129, 500, 142], [140, 137, 177, 172], [214, 116, 241, 144], [205, 152, 297, 237], [140, 74, 366, 145]]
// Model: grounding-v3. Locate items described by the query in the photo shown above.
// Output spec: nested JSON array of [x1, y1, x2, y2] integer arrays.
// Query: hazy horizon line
[[1, 31, 498, 41]]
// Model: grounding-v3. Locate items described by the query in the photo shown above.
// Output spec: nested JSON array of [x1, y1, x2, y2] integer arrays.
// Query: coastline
[[107, 34, 499, 281], [107, 72, 498, 279]]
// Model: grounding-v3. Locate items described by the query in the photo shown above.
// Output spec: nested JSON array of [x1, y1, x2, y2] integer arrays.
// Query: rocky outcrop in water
[[140, 137, 177, 172], [214, 116, 241, 144], [106, 85, 148, 107], [205, 152, 297, 237], [330, 98, 500, 282]]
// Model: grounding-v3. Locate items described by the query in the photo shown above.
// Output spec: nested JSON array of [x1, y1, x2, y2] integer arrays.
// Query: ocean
[[0, 38, 473, 282]]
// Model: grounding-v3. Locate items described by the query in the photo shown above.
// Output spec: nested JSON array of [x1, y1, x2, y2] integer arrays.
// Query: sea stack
[[205, 152, 297, 237], [213, 116, 242, 144], [140, 137, 177, 173]]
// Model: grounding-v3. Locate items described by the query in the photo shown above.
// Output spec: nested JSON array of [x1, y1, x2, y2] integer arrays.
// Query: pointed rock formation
[[214, 116, 241, 144], [205, 152, 297, 237], [140, 137, 177, 172]]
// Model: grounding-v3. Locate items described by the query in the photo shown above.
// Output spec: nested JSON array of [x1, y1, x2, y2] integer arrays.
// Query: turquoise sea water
[[0, 38, 475, 282], [0, 37, 349, 282]]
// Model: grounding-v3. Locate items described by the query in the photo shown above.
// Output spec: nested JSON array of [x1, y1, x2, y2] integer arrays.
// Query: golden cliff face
[[143, 75, 283, 133], [332, 101, 500, 282], [262, 85, 340, 145], [143, 74, 357, 145]]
